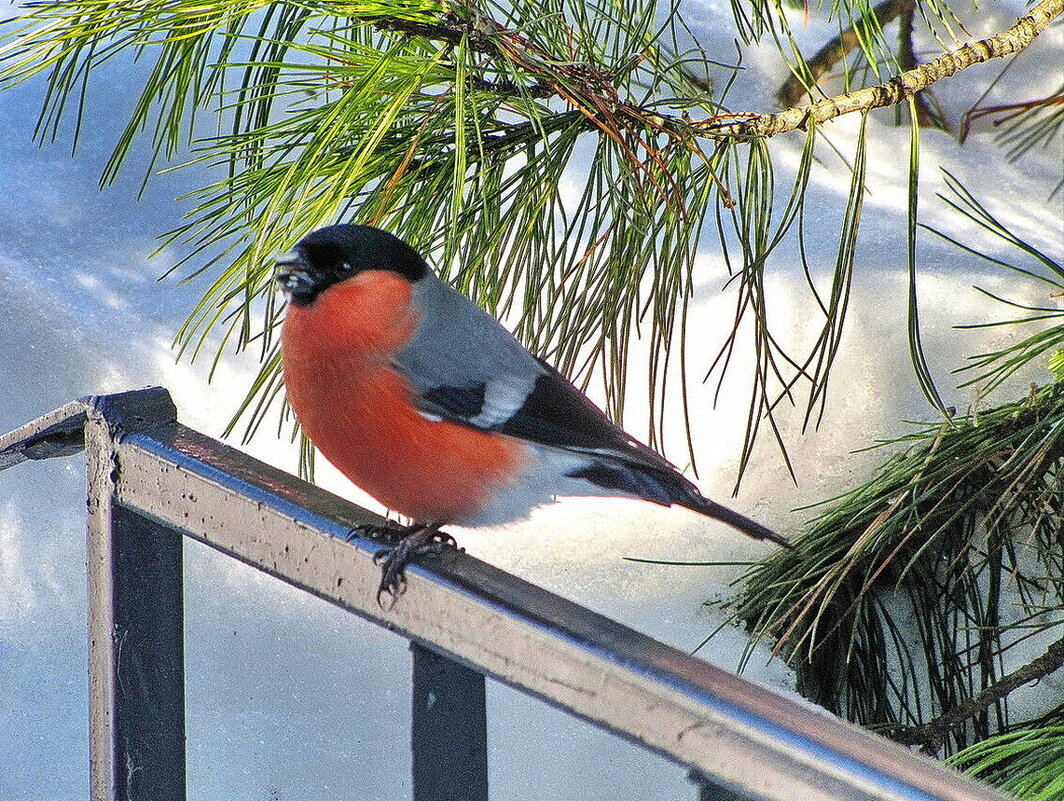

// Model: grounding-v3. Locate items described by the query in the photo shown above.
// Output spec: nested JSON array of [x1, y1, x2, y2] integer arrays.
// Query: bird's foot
[[370, 522, 454, 607]]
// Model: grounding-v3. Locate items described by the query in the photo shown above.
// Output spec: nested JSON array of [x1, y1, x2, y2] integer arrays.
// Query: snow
[[0, 1, 1061, 799]]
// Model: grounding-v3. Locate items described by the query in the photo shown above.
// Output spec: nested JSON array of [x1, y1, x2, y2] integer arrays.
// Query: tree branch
[[374, 11, 506, 55], [371, 0, 1062, 145], [896, 2, 948, 129], [776, 0, 949, 131], [891, 634, 1064, 753]]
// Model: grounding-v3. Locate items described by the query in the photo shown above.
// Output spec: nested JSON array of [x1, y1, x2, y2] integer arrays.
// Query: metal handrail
[[0, 388, 1012, 801]]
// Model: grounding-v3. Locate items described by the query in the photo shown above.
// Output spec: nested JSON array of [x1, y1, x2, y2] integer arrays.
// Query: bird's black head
[[275, 224, 429, 307]]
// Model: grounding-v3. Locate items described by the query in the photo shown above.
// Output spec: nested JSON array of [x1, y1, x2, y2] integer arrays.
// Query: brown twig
[[380, 6, 689, 206], [961, 92, 1064, 141], [891, 634, 1064, 753]]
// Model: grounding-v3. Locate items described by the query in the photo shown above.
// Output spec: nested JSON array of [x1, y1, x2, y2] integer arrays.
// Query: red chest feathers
[[280, 271, 525, 522]]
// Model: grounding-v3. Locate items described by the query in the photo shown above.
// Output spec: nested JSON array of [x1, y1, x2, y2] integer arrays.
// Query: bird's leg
[[372, 521, 452, 605]]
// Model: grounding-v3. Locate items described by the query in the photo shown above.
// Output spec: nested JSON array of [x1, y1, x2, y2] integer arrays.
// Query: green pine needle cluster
[[725, 379, 1064, 751], [0, 0, 737, 463]]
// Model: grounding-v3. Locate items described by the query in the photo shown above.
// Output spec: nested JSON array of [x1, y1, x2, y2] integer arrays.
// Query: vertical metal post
[[411, 642, 488, 801], [690, 771, 756, 801], [86, 399, 186, 801]]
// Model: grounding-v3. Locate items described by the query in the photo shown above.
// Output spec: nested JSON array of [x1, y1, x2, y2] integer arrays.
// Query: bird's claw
[[374, 543, 436, 606], [374, 548, 408, 606], [370, 526, 455, 607]]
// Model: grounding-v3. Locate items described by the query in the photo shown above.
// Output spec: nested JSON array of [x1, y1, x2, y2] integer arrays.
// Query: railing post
[[411, 642, 489, 801], [85, 393, 185, 801], [691, 771, 757, 801]]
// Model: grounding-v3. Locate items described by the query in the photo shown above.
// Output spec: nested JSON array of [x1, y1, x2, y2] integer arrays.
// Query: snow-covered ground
[[0, 1, 1060, 799]]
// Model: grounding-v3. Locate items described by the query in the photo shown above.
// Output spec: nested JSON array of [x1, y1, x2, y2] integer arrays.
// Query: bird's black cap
[[276, 224, 428, 306]]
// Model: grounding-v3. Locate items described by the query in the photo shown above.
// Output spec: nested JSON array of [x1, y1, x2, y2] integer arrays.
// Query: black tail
[[567, 459, 791, 548], [688, 497, 792, 549]]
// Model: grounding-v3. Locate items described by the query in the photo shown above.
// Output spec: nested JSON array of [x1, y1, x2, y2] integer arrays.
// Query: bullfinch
[[275, 224, 789, 601]]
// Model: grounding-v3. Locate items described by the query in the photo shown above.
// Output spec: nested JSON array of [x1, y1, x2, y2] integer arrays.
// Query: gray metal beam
[[0, 387, 176, 472], [0, 398, 87, 471], [98, 415, 1012, 801]]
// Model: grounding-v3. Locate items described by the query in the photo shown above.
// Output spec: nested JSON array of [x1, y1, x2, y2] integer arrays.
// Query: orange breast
[[280, 271, 527, 523]]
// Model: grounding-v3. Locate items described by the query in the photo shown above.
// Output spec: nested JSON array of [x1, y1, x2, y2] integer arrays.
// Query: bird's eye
[[341, 262, 353, 271]]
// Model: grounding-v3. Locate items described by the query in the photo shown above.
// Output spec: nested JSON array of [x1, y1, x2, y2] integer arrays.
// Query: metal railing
[[0, 388, 1012, 801]]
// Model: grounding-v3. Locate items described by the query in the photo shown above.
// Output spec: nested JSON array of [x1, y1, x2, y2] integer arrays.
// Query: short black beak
[[274, 250, 316, 305]]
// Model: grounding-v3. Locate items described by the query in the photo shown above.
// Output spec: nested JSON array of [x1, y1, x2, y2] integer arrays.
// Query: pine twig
[[961, 92, 1064, 142], [896, 2, 947, 130]]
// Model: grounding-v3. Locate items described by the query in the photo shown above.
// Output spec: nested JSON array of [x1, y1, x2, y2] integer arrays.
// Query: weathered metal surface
[[102, 417, 1012, 801], [0, 398, 87, 470], [411, 642, 489, 801], [0, 388, 175, 471], [84, 393, 186, 801]]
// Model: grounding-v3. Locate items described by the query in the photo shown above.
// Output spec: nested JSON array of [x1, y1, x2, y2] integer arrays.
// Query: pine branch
[[949, 725, 1064, 797], [367, 0, 1062, 142], [2, 0, 1058, 489], [373, 7, 623, 107], [775, 0, 952, 130], [365, 110, 592, 176], [720, 375, 1064, 753], [892, 635, 1064, 753], [374, 10, 504, 54], [896, 2, 947, 130]]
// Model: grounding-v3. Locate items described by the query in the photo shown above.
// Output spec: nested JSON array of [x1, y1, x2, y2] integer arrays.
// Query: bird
[[275, 224, 789, 603]]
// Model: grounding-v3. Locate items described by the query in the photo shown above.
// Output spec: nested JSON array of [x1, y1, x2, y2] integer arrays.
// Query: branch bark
[[896, 2, 947, 129]]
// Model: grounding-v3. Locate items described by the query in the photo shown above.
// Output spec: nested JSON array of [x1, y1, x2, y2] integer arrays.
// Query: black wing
[[415, 357, 668, 467]]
